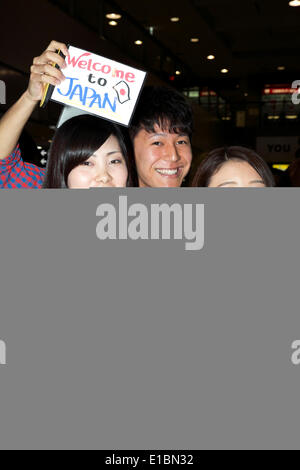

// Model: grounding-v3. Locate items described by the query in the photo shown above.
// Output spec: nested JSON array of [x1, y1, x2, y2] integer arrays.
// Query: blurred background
[[1, 0, 300, 182]]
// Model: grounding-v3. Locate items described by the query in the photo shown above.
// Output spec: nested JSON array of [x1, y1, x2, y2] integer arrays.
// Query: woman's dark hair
[[192, 146, 275, 187], [43, 115, 134, 188], [129, 86, 194, 141]]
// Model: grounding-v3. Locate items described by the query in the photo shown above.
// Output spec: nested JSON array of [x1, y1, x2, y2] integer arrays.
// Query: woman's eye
[[110, 159, 122, 165], [177, 140, 188, 145], [81, 161, 93, 167]]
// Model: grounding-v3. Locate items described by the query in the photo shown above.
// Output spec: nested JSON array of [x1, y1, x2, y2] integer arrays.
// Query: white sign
[[51, 46, 147, 127], [256, 136, 300, 162]]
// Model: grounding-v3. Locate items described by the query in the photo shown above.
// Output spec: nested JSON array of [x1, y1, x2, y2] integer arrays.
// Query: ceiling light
[[267, 115, 280, 120], [108, 21, 118, 26], [106, 13, 122, 19], [289, 0, 300, 6], [135, 40, 143, 46], [175, 70, 181, 76], [285, 115, 298, 119], [221, 68, 229, 74], [190, 38, 199, 43], [277, 66, 286, 71], [170, 17, 180, 22], [207, 55, 215, 60]]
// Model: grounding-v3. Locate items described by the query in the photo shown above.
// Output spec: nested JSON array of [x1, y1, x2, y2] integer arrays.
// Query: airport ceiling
[[49, 0, 300, 99], [113, 0, 300, 95]]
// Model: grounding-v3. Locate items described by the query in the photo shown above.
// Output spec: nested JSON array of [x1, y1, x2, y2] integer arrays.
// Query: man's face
[[133, 125, 193, 188]]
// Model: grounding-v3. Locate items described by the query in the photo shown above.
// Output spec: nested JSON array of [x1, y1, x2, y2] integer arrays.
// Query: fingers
[[32, 41, 69, 71], [30, 63, 65, 83], [47, 40, 69, 58], [46, 50, 67, 68], [28, 40, 69, 100], [33, 51, 66, 69], [30, 72, 59, 88]]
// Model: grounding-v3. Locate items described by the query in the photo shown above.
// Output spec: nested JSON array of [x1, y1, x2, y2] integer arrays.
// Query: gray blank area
[[0, 189, 299, 450]]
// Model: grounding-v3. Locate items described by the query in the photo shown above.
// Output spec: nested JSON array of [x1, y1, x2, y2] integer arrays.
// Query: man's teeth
[[156, 169, 179, 175]]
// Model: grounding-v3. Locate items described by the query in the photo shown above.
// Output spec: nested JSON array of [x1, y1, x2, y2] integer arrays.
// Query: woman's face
[[208, 160, 266, 188], [67, 135, 128, 188]]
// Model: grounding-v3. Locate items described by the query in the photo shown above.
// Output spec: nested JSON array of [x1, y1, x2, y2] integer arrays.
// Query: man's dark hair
[[129, 86, 194, 141]]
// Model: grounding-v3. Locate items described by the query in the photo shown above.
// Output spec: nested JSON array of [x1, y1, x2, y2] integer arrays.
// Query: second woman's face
[[67, 135, 128, 188], [208, 161, 266, 188]]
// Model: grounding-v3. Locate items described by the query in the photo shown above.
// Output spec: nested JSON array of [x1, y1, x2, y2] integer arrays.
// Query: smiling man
[[129, 86, 194, 188]]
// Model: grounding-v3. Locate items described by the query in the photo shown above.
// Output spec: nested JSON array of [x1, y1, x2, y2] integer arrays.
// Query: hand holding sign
[[50, 46, 147, 127], [27, 40, 69, 104]]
